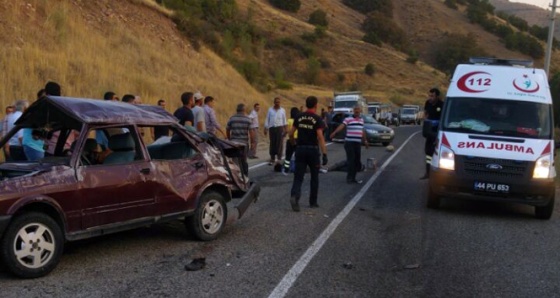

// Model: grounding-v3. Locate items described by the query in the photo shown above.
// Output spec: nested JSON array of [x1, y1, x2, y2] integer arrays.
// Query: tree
[[364, 63, 375, 76], [269, 0, 301, 13], [434, 33, 487, 74], [309, 9, 328, 27], [342, 0, 393, 17]]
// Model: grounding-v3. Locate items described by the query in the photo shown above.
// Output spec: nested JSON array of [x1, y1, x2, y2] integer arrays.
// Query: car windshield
[[401, 109, 415, 115], [442, 97, 552, 139], [362, 115, 379, 124], [334, 101, 357, 108]]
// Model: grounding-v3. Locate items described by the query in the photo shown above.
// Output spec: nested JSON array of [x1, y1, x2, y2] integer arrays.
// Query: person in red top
[[288, 96, 328, 212]]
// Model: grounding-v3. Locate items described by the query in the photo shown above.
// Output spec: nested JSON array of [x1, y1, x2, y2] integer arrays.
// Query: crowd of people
[[1, 82, 393, 213]]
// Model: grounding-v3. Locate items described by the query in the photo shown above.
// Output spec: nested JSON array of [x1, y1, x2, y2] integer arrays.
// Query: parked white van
[[428, 57, 556, 219]]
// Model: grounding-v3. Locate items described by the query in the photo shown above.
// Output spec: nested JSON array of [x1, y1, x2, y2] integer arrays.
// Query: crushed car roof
[[16, 96, 179, 128]]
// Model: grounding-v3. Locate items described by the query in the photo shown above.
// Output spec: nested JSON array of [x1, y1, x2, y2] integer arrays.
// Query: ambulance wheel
[[535, 190, 555, 220], [426, 186, 440, 209]]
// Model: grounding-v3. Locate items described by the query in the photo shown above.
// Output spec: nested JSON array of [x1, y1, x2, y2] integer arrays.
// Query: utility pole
[[545, 0, 558, 76]]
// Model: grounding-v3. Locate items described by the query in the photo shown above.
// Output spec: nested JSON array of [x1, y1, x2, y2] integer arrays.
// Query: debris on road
[[342, 262, 354, 269], [185, 258, 206, 271], [403, 263, 420, 270]]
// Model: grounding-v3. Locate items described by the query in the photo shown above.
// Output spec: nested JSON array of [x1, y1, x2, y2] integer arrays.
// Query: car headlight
[[389, 130, 394, 135], [366, 129, 378, 134], [533, 154, 552, 179], [438, 146, 455, 170]]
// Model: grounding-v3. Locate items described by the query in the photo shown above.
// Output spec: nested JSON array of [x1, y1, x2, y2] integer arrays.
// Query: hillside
[[1, 0, 559, 127], [0, 0, 265, 126]]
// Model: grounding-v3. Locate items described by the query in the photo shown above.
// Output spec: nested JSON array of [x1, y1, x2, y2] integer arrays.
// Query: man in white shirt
[[1, 105, 14, 139], [4, 100, 28, 161], [264, 97, 287, 165], [247, 103, 260, 159]]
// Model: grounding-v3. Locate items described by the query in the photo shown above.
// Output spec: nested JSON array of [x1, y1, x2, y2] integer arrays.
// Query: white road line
[[268, 132, 421, 298], [249, 142, 334, 170]]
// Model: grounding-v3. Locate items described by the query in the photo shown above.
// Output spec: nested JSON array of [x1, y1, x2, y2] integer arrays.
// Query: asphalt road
[[2, 125, 560, 297]]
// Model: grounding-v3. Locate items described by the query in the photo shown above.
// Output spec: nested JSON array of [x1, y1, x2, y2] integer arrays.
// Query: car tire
[[535, 190, 555, 220], [426, 186, 441, 209], [382, 142, 390, 146], [0, 212, 64, 278], [186, 191, 227, 241]]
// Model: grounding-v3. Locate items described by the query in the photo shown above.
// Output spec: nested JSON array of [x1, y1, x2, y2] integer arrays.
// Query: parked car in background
[[0, 96, 260, 278], [399, 107, 421, 125], [330, 112, 394, 146]]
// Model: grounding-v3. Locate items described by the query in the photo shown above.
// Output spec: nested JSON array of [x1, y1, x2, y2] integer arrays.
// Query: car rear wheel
[[535, 190, 555, 220], [186, 191, 227, 241], [1, 212, 64, 278], [426, 186, 441, 209]]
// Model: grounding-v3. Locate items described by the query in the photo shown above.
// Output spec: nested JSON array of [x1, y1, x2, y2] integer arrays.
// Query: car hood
[[364, 123, 392, 132]]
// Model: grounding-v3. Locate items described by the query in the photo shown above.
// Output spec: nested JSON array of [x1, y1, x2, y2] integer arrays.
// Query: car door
[[75, 127, 157, 229], [144, 128, 207, 214]]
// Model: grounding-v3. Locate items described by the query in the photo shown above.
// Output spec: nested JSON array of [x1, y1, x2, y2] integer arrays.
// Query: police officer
[[289, 96, 328, 212], [421, 88, 444, 179]]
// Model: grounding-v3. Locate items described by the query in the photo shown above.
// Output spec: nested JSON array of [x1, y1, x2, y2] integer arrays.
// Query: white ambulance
[[428, 57, 556, 219]]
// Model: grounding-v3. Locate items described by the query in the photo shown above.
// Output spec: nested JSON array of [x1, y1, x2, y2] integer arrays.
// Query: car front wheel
[[186, 191, 227, 241], [1, 212, 64, 278]]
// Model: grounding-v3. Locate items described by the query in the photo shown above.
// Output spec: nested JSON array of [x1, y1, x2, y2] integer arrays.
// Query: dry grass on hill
[[0, 0, 268, 127]]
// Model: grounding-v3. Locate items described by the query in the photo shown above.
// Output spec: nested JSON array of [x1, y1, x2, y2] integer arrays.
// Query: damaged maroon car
[[0, 96, 259, 278]]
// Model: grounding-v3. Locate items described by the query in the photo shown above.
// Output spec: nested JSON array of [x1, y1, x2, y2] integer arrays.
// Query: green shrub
[[301, 32, 318, 43], [434, 33, 487, 74], [364, 63, 375, 76], [363, 32, 382, 46], [309, 9, 328, 27], [444, 0, 458, 9], [406, 50, 419, 64], [305, 57, 321, 84], [337, 73, 346, 83], [362, 12, 409, 51], [319, 57, 331, 69], [269, 0, 301, 13], [342, 0, 393, 17]]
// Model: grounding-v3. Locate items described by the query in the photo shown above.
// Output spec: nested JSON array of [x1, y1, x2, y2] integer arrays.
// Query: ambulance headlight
[[533, 155, 552, 179], [439, 147, 455, 170]]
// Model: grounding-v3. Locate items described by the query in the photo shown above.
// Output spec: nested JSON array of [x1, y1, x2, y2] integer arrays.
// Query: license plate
[[381, 136, 390, 139], [474, 181, 510, 193]]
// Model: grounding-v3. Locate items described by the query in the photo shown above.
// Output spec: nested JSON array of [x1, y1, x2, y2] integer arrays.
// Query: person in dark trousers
[[289, 96, 328, 212], [330, 105, 369, 184], [226, 103, 254, 175], [420, 88, 444, 179], [283, 107, 300, 174], [264, 97, 287, 165]]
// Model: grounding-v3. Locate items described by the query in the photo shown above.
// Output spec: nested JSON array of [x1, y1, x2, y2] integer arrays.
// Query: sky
[[510, 0, 551, 10]]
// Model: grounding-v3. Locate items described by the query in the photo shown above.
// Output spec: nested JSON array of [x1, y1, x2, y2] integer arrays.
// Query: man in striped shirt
[[227, 103, 254, 175], [330, 106, 369, 184]]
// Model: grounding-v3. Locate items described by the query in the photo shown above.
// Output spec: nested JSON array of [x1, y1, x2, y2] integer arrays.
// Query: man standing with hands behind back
[[264, 97, 287, 165], [289, 96, 328, 212]]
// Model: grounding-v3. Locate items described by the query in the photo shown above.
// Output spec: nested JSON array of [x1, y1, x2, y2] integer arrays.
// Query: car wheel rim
[[201, 199, 224, 235], [13, 223, 56, 269]]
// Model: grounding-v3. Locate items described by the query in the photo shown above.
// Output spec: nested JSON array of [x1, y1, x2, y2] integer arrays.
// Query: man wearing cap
[[192, 91, 206, 132], [247, 103, 260, 159]]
